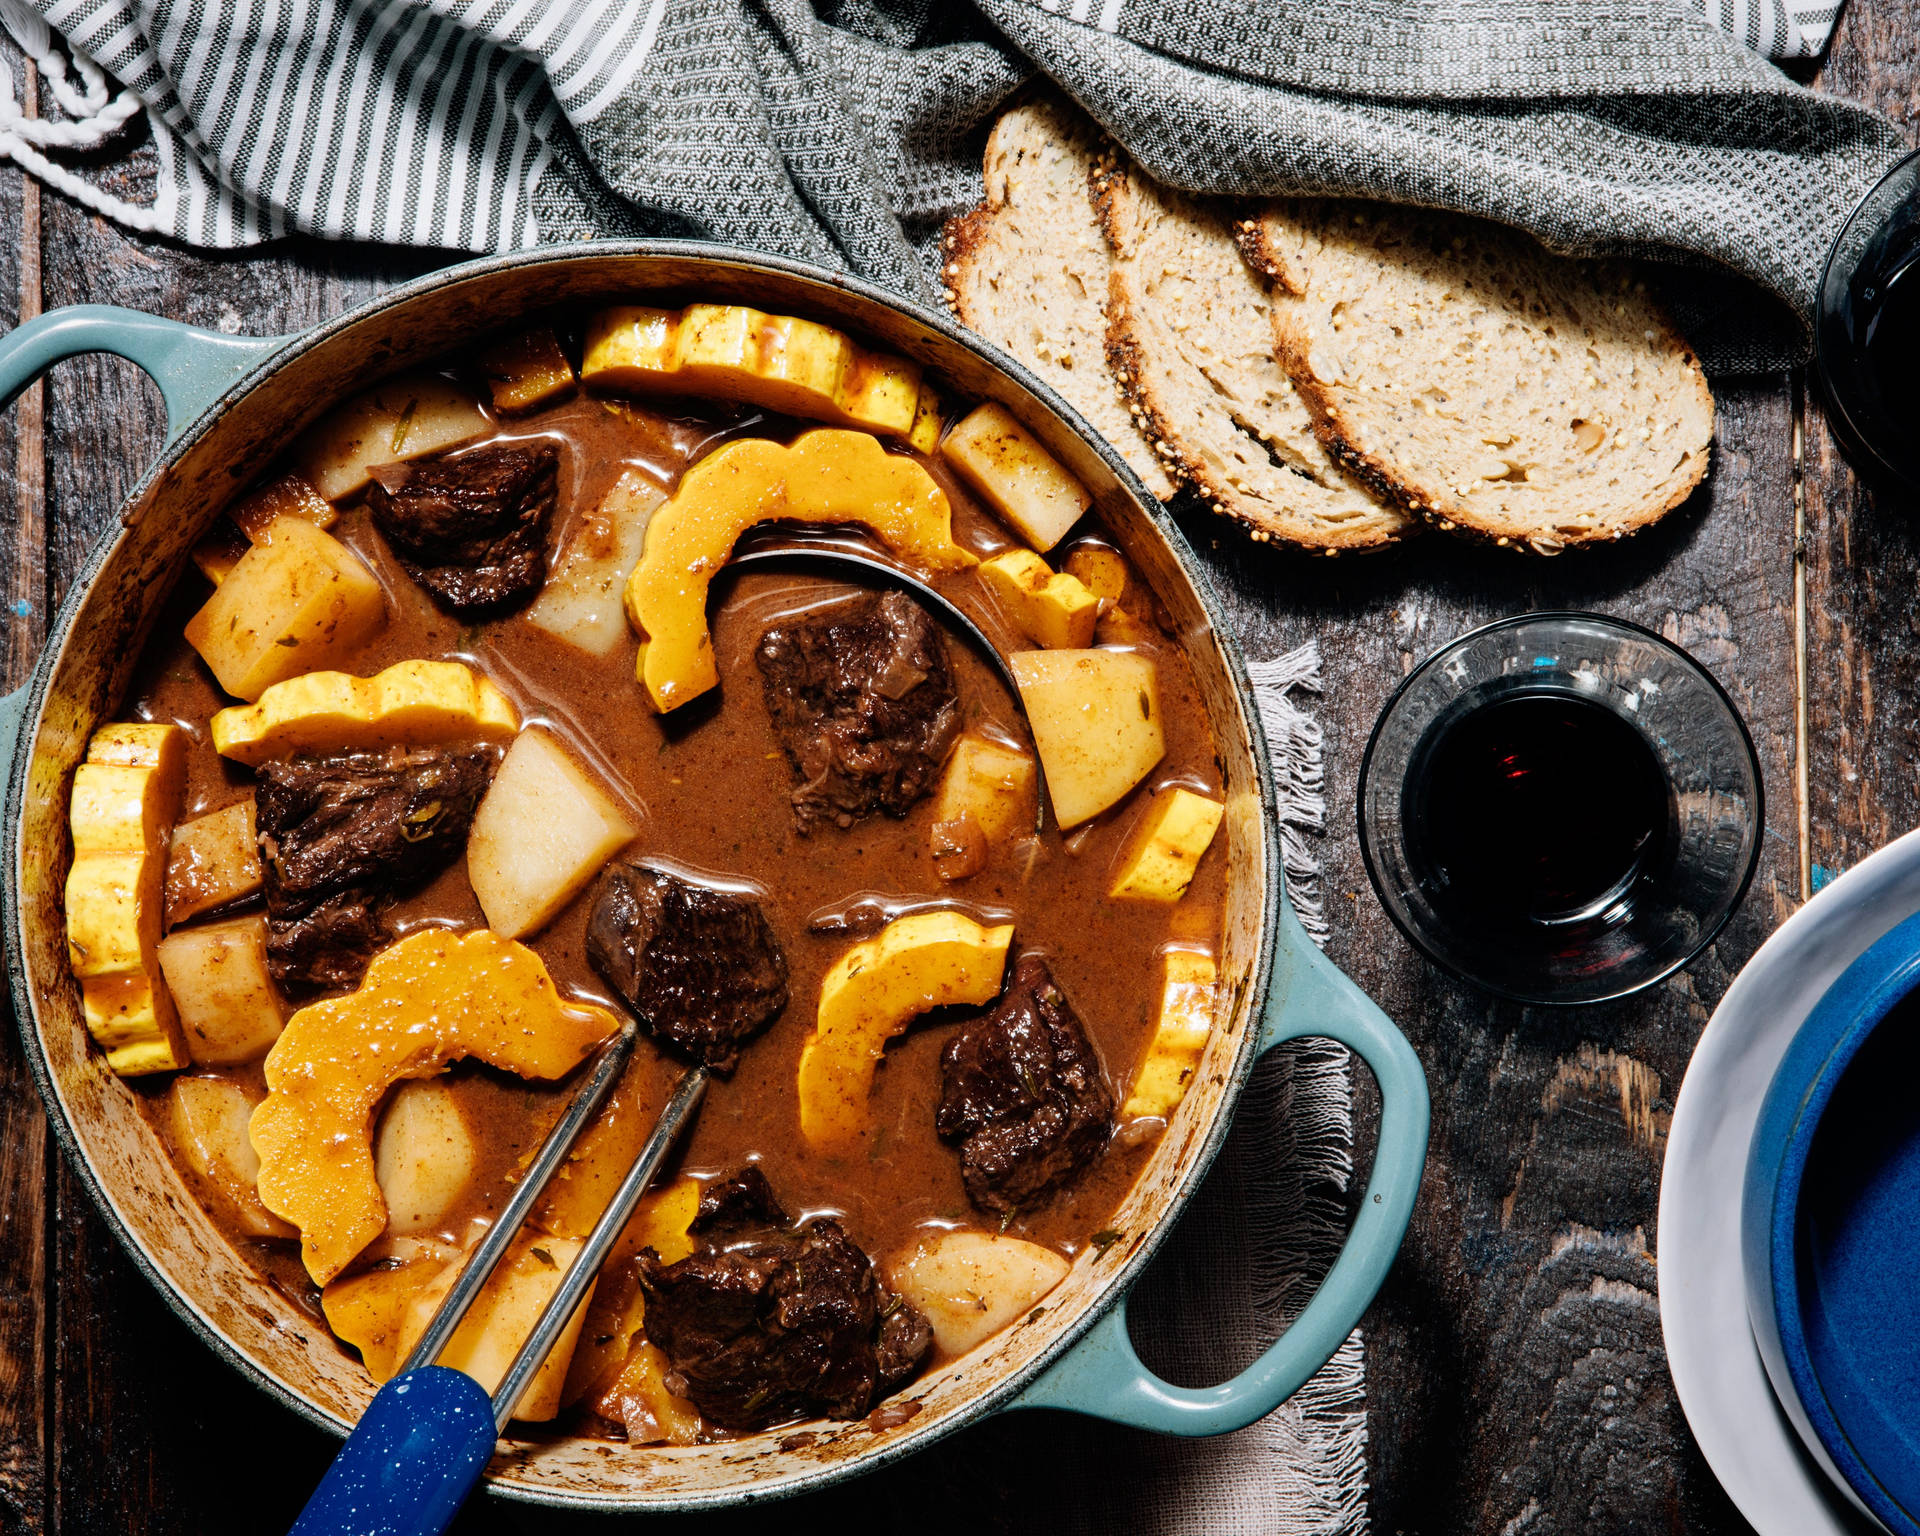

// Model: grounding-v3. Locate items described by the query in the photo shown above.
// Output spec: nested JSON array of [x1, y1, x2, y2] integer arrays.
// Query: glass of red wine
[[1357, 612, 1763, 1005], [1817, 147, 1920, 491]]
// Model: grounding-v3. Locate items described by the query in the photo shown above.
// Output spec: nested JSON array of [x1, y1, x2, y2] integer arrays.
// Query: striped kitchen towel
[[1694, 0, 1843, 59], [0, 0, 1903, 371]]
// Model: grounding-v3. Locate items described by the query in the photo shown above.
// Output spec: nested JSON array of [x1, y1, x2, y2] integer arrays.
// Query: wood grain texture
[[1181, 377, 1796, 1536], [3, 23, 1915, 1528], [0, 42, 47, 1536], [1803, 4, 1920, 894]]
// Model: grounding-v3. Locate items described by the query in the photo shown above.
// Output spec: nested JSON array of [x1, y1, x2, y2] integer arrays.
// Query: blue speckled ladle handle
[[1008, 905, 1429, 1434], [0, 304, 290, 770], [286, 1369, 499, 1536]]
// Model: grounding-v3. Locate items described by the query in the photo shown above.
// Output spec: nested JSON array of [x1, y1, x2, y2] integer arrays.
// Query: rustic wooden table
[[0, 15, 1911, 1535]]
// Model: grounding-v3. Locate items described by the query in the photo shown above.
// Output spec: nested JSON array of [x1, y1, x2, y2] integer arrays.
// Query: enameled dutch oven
[[0, 244, 1428, 1512]]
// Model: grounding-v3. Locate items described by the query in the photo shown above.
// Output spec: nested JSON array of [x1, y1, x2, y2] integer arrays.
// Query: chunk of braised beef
[[585, 865, 788, 1074], [874, 1293, 935, 1393], [365, 441, 558, 614], [692, 1165, 787, 1233], [935, 954, 1115, 1215], [254, 744, 496, 995], [638, 1170, 932, 1432], [261, 892, 389, 996], [755, 590, 960, 834]]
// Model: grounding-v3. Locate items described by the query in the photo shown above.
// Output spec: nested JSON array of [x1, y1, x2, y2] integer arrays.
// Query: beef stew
[[61, 302, 1231, 1446]]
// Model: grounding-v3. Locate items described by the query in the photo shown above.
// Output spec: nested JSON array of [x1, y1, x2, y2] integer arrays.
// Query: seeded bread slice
[[941, 99, 1178, 501], [1239, 202, 1714, 553], [1091, 160, 1414, 552]]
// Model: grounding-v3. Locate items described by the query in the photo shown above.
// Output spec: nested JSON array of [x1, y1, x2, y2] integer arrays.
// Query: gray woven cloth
[[531, 0, 1908, 371], [6, 0, 1911, 371]]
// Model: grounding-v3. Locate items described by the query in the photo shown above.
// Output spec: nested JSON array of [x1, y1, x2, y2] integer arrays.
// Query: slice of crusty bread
[[1091, 160, 1415, 552], [941, 99, 1178, 501], [1239, 202, 1714, 553]]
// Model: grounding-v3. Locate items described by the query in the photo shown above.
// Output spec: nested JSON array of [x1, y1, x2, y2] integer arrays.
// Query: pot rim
[[3, 239, 1286, 1511]]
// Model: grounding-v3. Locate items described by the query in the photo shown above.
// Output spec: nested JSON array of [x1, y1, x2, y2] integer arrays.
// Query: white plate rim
[[1658, 829, 1920, 1536]]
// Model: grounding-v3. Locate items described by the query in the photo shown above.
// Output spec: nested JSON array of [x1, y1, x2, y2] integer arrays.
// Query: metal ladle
[[287, 1032, 712, 1536]]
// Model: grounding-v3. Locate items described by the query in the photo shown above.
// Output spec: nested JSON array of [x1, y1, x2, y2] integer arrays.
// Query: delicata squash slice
[[798, 910, 1013, 1150], [210, 658, 519, 766], [65, 723, 189, 1076], [623, 428, 977, 711], [581, 302, 925, 438], [251, 928, 622, 1284]]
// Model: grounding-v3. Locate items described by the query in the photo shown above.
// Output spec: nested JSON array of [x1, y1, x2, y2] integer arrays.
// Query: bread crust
[[1243, 204, 1715, 553], [1090, 158, 1413, 553], [939, 97, 1177, 501]]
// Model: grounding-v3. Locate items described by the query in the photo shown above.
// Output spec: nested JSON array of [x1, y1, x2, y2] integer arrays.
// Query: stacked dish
[[1742, 905, 1920, 1534], [1666, 828, 1920, 1535]]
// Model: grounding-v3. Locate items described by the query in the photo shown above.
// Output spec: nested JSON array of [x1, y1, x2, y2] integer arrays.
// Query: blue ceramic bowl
[[1744, 907, 1920, 1534]]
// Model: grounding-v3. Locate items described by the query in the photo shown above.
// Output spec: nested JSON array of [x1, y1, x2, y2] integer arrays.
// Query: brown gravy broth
[[122, 380, 1228, 1396]]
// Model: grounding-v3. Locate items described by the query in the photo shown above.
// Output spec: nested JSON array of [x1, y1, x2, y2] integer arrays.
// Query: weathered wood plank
[[0, 83, 1839, 1536], [1173, 375, 1797, 1535], [18, 255, 1796, 1536], [0, 44, 48, 1536], [1803, 4, 1920, 897]]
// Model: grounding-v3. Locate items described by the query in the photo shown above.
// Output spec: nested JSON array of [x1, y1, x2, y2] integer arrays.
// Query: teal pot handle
[[0, 305, 286, 443], [0, 304, 289, 766], [1010, 907, 1429, 1434]]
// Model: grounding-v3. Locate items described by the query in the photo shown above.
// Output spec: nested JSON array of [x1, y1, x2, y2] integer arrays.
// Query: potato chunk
[[943, 403, 1091, 552], [1122, 951, 1218, 1120], [169, 1075, 293, 1239], [929, 734, 1035, 881], [582, 303, 921, 436], [66, 723, 189, 1075], [230, 473, 338, 542], [209, 659, 518, 766], [798, 911, 1013, 1150], [978, 549, 1100, 650], [157, 914, 283, 1065], [525, 468, 664, 657], [321, 1232, 597, 1420], [183, 519, 385, 702], [934, 735, 1036, 839], [1009, 649, 1164, 828], [165, 798, 261, 926], [477, 326, 576, 415], [294, 373, 490, 502], [1109, 788, 1225, 903], [435, 1234, 597, 1421], [467, 730, 637, 939], [374, 1080, 476, 1236], [908, 385, 944, 454], [1063, 543, 1128, 605], [889, 1231, 1069, 1358]]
